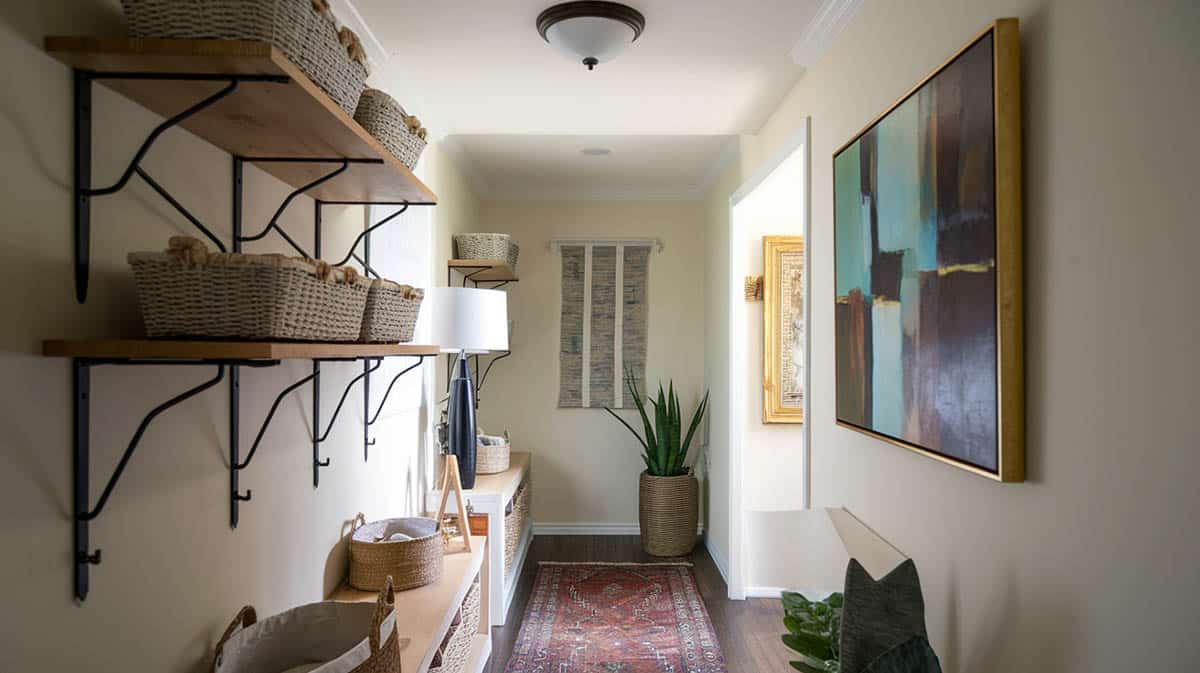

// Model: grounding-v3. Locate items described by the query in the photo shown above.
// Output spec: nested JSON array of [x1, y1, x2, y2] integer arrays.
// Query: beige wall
[[0, 2, 479, 671], [475, 200, 707, 528], [705, 0, 1200, 669]]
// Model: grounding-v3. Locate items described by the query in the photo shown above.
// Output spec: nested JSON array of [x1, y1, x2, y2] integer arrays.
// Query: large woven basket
[[638, 472, 699, 556], [453, 233, 519, 271], [354, 89, 428, 170], [349, 514, 444, 592], [476, 442, 510, 475], [503, 480, 530, 576], [429, 578, 481, 673], [121, 0, 368, 115], [360, 281, 423, 343], [128, 237, 370, 341]]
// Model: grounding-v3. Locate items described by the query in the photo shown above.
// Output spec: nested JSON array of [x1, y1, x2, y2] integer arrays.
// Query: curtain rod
[[547, 238, 664, 252]]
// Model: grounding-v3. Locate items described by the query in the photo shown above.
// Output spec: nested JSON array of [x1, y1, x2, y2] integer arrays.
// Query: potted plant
[[781, 591, 844, 673], [606, 370, 709, 556]]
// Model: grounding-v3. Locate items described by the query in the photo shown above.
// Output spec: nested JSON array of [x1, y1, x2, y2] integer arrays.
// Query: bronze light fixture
[[536, 1, 646, 70]]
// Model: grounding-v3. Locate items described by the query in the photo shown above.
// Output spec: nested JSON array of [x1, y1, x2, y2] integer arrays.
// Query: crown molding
[[790, 0, 864, 69]]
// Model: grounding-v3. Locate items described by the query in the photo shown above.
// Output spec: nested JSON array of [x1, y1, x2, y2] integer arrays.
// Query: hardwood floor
[[488, 535, 794, 673]]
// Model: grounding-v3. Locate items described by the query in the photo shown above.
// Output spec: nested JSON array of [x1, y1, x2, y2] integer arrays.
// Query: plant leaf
[[625, 369, 660, 474], [681, 390, 708, 461], [604, 407, 647, 452], [655, 385, 669, 474], [790, 661, 827, 673], [782, 634, 834, 661]]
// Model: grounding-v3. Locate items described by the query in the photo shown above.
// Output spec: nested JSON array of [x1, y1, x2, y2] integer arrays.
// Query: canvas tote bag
[[213, 576, 401, 673]]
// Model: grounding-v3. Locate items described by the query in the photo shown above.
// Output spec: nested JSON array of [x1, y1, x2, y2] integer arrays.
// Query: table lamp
[[424, 287, 509, 489]]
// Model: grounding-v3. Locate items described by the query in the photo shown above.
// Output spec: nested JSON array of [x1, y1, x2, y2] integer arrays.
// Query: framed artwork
[[833, 19, 1023, 481], [763, 236, 805, 424]]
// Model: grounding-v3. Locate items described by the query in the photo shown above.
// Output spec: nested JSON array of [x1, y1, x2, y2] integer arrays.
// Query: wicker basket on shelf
[[453, 233, 519, 271], [121, 0, 369, 115], [428, 579, 481, 673], [128, 237, 370, 341], [348, 514, 444, 592], [503, 480, 530, 576], [354, 89, 428, 170], [476, 432, 510, 475], [360, 281, 423, 343]]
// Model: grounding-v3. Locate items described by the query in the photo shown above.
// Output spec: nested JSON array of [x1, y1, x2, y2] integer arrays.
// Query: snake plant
[[605, 369, 709, 477], [781, 591, 844, 673]]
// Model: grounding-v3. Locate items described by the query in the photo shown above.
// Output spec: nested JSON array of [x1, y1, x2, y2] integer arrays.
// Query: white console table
[[427, 452, 532, 626]]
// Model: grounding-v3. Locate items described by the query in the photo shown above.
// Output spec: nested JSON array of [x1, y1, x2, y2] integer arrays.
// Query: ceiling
[[444, 134, 736, 200], [347, 0, 830, 198]]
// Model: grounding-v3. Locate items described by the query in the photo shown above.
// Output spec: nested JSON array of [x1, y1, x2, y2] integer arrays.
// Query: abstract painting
[[833, 20, 1024, 480], [764, 236, 805, 423]]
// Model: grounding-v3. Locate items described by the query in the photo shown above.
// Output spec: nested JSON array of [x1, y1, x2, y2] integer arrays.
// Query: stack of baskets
[[453, 233, 520, 272], [348, 514, 444, 592], [128, 237, 423, 343]]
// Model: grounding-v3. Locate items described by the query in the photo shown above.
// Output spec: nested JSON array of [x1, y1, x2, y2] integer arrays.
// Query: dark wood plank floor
[[487, 535, 793, 673]]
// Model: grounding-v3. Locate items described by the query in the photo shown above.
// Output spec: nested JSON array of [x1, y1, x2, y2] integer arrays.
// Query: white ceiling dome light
[[536, 2, 646, 71]]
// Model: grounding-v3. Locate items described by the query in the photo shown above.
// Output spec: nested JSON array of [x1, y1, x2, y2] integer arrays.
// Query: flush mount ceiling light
[[536, 1, 646, 71]]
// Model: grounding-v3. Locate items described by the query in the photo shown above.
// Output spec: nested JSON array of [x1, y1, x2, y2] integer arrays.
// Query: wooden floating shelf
[[43, 339, 440, 361], [331, 539, 487, 673], [448, 259, 519, 283], [44, 36, 437, 204]]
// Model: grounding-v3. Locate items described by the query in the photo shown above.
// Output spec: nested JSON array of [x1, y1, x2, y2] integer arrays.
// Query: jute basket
[[349, 514, 444, 592], [213, 577, 400, 673], [503, 480, 530, 575], [428, 578, 481, 673], [453, 233, 519, 271], [354, 89, 428, 170], [121, 0, 368, 115], [638, 472, 699, 556], [475, 441, 510, 475], [128, 237, 370, 341], [360, 281, 423, 343]]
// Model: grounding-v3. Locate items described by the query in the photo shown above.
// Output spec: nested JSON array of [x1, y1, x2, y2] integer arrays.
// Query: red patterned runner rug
[[503, 562, 728, 673]]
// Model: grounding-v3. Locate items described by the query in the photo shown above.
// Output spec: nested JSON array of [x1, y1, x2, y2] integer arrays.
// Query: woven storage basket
[[349, 514, 444, 592], [128, 237, 370, 341], [475, 441, 510, 475], [360, 281, 423, 343], [453, 233, 519, 271], [121, 0, 368, 115], [213, 578, 400, 673], [354, 89, 428, 170], [638, 472, 699, 556], [429, 579, 481, 673], [503, 480, 530, 575]]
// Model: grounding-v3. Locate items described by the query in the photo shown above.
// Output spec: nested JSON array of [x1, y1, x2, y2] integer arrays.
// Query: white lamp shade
[[545, 15, 637, 65], [422, 287, 509, 353]]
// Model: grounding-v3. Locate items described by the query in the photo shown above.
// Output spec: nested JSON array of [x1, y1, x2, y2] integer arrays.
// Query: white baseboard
[[745, 586, 788, 599], [705, 536, 729, 584], [533, 522, 705, 536]]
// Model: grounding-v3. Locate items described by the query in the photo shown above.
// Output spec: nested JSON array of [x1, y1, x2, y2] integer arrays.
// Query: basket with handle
[[360, 280, 424, 343], [349, 513, 444, 592], [121, 0, 369, 115], [213, 576, 400, 673], [354, 88, 429, 170], [453, 233, 519, 271], [128, 237, 370, 341], [476, 431, 510, 475]]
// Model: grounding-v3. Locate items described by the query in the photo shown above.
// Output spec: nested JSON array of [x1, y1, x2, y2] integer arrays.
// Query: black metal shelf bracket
[[237, 160, 349, 258], [331, 204, 408, 267], [316, 359, 382, 443], [72, 70, 290, 303], [366, 356, 429, 430], [73, 360, 227, 601]]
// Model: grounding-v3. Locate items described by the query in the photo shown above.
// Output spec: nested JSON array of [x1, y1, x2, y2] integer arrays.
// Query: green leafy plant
[[781, 591, 844, 673], [605, 369, 709, 477]]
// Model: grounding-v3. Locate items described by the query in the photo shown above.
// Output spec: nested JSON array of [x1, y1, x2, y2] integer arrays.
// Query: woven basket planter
[[476, 441, 510, 475], [128, 237, 370, 341], [503, 480, 530, 575], [638, 472, 698, 556], [121, 0, 368, 115], [360, 281, 423, 343], [453, 233, 519, 271], [354, 89, 428, 170], [348, 514, 444, 592], [429, 578, 481, 673]]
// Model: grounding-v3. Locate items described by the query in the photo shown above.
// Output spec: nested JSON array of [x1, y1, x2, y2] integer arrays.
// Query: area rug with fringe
[[503, 562, 728, 673]]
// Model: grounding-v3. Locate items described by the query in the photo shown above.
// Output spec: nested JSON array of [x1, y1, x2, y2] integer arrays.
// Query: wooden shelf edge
[[43, 36, 437, 204], [42, 339, 441, 361], [448, 260, 518, 283]]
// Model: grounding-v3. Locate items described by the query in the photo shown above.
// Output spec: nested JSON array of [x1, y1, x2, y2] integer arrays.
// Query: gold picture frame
[[832, 19, 1023, 481], [763, 236, 805, 424]]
